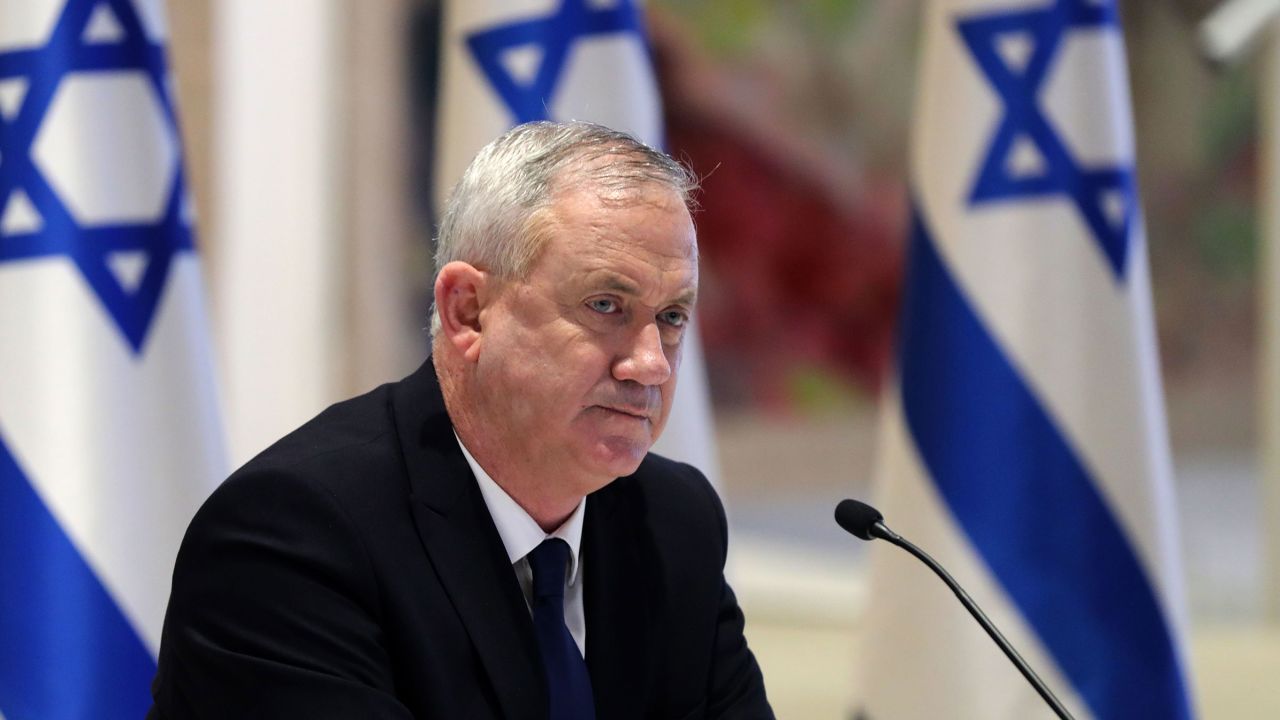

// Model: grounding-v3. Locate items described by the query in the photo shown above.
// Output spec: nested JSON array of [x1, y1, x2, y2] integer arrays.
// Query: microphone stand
[[867, 520, 1076, 720]]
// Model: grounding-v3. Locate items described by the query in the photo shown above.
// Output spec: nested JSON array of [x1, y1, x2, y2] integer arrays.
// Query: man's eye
[[660, 310, 688, 328], [588, 298, 619, 314]]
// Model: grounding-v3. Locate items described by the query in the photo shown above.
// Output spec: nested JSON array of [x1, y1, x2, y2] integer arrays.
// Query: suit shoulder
[[231, 381, 408, 491], [194, 381, 414, 547], [176, 381, 415, 605], [240, 382, 398, 474]]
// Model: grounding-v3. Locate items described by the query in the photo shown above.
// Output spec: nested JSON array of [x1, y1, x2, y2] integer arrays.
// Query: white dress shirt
[[455, 434, 587, 656]]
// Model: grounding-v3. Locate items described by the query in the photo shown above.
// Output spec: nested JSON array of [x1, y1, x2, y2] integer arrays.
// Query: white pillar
[[212, 0, 346, 467]]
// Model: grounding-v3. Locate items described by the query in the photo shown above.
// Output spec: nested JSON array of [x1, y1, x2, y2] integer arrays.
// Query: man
[[149, 121, 773, 719]]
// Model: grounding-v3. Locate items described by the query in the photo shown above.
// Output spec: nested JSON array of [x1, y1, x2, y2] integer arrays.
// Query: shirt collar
[[455, 432, 584, 585]]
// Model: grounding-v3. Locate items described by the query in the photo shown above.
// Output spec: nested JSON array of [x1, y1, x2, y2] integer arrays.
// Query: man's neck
[[446, 416, 579, 533], [457, 428, 581, 532], [437, 355, 595, 532]]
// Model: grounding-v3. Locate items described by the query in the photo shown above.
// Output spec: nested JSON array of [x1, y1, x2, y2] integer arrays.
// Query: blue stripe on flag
[[0, 434, 156, 720], [897, 205, 1192, 720]]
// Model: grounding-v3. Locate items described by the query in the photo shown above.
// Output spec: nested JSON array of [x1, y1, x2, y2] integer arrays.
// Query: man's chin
[[582, 435, 651, 480]]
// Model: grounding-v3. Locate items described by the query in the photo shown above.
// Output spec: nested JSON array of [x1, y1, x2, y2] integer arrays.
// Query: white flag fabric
[[434, 0, 720, 483], [0, 0, 225, 716], [856, 1, 1194, 718]]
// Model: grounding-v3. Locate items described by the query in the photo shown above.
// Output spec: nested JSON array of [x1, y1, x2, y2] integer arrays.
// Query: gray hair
[[430, 120, 698, 338]]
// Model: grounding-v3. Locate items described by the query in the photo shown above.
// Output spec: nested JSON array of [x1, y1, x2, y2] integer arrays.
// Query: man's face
[[472, 181, 698, 496]]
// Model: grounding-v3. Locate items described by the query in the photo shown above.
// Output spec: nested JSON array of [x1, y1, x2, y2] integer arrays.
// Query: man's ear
[[434, 261, 489, 362]]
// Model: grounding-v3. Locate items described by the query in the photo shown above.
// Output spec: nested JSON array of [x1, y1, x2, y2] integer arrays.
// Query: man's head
[[432, 121, 699, 524]]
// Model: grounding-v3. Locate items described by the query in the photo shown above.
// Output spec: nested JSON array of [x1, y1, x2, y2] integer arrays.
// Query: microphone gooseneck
[[834, 498, 1076, 720]]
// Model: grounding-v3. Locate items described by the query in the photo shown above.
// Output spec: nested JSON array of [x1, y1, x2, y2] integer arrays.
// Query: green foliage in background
[[1193, 200, 1256, 284], [785, 366, 866, 415], [1201, 62, 1256, 166], [660, 0, 768, 56], [656, 0, 870, 55], [795, 0, 867, 43], [1194, 62, 1257, 285]]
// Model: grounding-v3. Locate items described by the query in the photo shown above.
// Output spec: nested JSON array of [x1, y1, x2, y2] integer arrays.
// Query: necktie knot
[[528, 538, 570, 601]]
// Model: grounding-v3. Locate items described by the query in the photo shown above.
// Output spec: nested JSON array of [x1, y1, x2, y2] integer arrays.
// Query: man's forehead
[[543, 181, 695, 242]]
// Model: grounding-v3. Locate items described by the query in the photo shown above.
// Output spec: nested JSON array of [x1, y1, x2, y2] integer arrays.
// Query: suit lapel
[[583, 476, 655, 720], [392, 359, 546, 720]]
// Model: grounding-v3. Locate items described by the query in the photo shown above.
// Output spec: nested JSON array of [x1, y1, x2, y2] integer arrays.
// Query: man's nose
[[613, 322, 672, 387]]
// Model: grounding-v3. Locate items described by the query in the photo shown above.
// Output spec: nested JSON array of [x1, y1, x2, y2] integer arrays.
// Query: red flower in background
[[649, 13, 904, 410]]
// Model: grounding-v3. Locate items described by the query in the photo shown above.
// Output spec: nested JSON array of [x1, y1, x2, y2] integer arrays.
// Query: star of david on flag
[[432, 0, 719, 486], [958, 0, 1136, 279], [466, 0, 646, 125], [0, 0, 191, 353], [0, 1, 225, 717], [856, 1, 1194, 718]]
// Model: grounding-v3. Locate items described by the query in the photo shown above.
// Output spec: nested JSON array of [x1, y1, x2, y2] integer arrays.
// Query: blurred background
[[164, 0, 1277, 716]]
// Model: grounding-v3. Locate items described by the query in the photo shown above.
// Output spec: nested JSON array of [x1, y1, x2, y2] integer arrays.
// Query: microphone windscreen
[[834, 499, 883, 540]]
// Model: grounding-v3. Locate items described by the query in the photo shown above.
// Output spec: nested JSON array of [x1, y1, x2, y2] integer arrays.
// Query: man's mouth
[[598, 405, 650, 421]]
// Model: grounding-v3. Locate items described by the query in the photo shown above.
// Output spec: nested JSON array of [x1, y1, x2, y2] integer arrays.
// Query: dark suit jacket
[[149, 359, 773, 719]]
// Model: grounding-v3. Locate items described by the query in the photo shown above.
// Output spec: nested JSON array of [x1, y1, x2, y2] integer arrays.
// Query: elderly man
[[148, 121, 773, 719]]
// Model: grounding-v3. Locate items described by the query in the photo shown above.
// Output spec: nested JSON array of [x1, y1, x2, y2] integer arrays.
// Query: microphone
[[835, 499, 1076, 720], [834, 497, 889, 540]]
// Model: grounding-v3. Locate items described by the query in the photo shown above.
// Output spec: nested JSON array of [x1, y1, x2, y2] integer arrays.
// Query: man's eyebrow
[[670, 288, 698, 306], [591, 274, 698, 306], [599, 275, 639, 295]]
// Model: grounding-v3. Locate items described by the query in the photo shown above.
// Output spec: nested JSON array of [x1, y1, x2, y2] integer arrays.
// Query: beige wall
[[166, 0, 213, 273]]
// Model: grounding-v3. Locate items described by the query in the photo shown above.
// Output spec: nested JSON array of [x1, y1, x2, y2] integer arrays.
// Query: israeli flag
[[434, 0, 719, 482], [856, 1, 1195, 718], [0, 1, 225, 717]]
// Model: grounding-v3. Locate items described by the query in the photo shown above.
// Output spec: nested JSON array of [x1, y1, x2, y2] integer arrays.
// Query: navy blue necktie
[[527, 538, 596, 720]]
